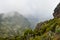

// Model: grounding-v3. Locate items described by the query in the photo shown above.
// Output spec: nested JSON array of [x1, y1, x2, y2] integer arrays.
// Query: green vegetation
[[0, 18, 60, 40]]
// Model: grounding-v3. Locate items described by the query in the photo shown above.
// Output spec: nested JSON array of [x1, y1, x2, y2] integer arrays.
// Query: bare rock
[[53, 3, 60, 18]]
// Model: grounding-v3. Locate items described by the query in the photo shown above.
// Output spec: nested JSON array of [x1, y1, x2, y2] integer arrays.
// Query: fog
[[0, 0, 60, 21]]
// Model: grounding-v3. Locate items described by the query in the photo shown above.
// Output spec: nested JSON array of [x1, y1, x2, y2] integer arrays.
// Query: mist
[[0, 0, 60, 22]]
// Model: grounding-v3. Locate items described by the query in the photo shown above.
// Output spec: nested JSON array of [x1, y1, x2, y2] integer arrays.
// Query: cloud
[[0, 0, 59, 21]]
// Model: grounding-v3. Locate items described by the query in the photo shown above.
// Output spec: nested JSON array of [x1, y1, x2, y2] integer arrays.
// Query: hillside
[[13, 18, 58, 40], [0, 2, 60, 40], [19, 3, 60, 40]]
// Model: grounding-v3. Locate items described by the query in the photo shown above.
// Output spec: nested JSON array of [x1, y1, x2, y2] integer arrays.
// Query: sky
[[0, 0, 60, 21]]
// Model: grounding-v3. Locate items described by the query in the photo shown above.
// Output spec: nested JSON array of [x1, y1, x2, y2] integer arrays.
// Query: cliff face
[[53, 3, 60, 18]]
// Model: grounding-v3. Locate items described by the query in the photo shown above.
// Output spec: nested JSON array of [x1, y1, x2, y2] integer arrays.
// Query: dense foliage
[[0, 18, 60, 40]]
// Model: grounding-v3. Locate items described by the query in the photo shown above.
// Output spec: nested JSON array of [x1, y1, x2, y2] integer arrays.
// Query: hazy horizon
[[0, 0, 60, 22]]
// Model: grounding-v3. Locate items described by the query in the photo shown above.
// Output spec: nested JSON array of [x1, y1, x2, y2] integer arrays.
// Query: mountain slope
[[20, 18, 60, 40], [0, 12, 31, 37], [19, 3, 60, 40]]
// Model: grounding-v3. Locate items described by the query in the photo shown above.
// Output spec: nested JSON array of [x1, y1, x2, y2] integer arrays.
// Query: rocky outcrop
[[35, 21, 48, 30], [35, 22, 43, 30], [53, 3, 60, 18]]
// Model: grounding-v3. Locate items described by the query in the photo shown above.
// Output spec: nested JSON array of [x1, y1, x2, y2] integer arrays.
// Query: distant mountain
[[0, 12, 31, 37], [25, 14, 51, 29], [25, 14, 40, 29]]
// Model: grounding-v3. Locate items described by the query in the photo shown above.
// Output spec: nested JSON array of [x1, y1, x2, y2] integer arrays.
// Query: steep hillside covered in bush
[[0, 2, 60, 40]]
